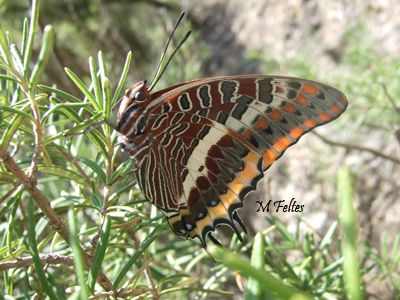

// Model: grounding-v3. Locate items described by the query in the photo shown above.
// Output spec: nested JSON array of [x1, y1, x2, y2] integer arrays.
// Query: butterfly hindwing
[[126, 75, 347, 245]]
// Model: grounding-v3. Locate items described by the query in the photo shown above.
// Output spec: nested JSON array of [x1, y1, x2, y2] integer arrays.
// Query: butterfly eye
[[134, 91, 146, 101]]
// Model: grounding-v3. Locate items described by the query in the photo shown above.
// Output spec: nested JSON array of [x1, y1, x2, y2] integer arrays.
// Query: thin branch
[[90, 291, 116, 299], [58, 147, 92, 183], [0, 183, 21, 205], [0, 147, 68, 237], [89, 215, 105, 258], [89, 129, 114, 256], [0, 147, 113, 290], [125, 258, 151, 288], [0, 254, 74, 271], [25, 90, 43, 181], [112, 217, 141, 230], [380, 81, 400, 113], [313, 132, 400, 165], [116, 287, 149, 298], [144, 264, 159, 299], [90, 287, 148, 299]]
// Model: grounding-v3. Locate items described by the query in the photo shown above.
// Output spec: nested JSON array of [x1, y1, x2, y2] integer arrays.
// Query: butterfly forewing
[[119, 75, 348, 246]]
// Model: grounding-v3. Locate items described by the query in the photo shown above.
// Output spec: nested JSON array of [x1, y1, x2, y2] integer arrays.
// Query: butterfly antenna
[[149, 11, 186, 90], [149, 12, 191, 91], [149, 30, 191, 91]]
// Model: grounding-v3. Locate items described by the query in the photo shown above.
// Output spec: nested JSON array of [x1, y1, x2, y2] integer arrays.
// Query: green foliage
[[211, 235, 311, 300], [27, 198, 58, 299], [68, 208, 90, 299], [245, 233, 270, 300], [337, 168, 363, 300], [374, 233, 400, 291]]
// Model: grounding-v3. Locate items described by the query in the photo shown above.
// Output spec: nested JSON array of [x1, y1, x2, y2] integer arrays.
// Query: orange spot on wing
[[226, 177, 246, 196], [196, 216, 212, 234], [273, 136, 291, 152], [269, 109, 281, 120], [304, 119, 317, 128], [290, 127, 303, 139], [253, 116, 268, 130], [296, 94, 309, 105], [220, 190, 240, 206], [282, 103, 296, 113], [330, 105, 341, 115], [239, 164, 259, 182], [263, 149, 276, 167], [302, 83, 319, 95], [319, 112, 331, 122], [209, 203, 228, 219], [166, 95, 175, 104], [243, 151, 260, 167]]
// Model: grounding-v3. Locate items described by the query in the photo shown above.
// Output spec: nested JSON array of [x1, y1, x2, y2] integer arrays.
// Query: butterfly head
[[114, 80, 151, 135]]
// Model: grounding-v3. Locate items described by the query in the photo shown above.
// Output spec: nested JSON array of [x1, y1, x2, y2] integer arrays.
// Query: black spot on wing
[[179, 93, 191, 110], [199, 85, 211, 107], [257, 78, 273, 103], [220, 81, 238, 103]]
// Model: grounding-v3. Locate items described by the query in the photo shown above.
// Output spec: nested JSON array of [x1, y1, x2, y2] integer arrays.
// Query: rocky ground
[[187, 0, 400, 73]]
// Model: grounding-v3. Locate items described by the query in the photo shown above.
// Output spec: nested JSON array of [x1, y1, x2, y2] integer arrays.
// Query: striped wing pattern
[[117, 75, 348, 246]]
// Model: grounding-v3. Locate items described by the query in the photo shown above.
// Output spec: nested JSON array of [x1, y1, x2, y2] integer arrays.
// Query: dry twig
[[313, 132, 400, 165], [0, 254, 74, 271]]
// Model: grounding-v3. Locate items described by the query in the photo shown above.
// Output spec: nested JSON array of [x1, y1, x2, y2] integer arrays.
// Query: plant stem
[[0, 254, 74, 271], [0, 146, 113, 290]]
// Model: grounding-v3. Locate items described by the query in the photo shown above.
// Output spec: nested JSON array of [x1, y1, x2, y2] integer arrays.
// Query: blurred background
[[1, 0, 399, 298]]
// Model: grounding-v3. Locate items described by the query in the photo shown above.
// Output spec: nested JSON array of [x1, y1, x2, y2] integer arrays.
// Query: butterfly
[[114, 74, 348, 247]]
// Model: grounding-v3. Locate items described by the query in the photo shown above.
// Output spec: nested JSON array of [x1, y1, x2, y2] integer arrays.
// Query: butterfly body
[[116, 75, 348, 246]]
